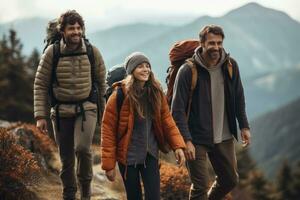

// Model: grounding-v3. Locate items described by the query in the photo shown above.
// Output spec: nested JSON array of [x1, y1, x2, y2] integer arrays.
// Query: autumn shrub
[[0, 127, 40, 199], [159, 161, 233, 200], [7, 123, 60, 172], [19, 123, 56, 155], [160, 161, 190, 199]]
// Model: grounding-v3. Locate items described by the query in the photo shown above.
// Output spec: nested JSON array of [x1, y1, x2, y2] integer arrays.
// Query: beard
[[65, 33, 82, 45], [207, 48, 222, 60]]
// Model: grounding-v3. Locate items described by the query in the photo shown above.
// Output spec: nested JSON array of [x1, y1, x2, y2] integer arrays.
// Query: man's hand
[[241, 128, 251, 147], [174, 148, 186, 167], [184, 140, 195, 160], [36, 119, 48, 134], [106, 168, 116, 182]]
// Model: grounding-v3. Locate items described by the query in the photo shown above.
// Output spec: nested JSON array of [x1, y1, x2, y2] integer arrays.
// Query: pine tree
[[277, 161, 293, 200], [26, 48, 40, 87], [249, 170, 276, 200], [0, 30, 34, 122], [27, 48, 40, 78], [290, 161, 300, 200], [236, 146, 256, 185]]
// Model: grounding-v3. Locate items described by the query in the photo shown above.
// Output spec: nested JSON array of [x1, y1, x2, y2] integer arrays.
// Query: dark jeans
[[51, 110, 97, 199], [186, 139, 239, 200], [118, 154, 160, 200]]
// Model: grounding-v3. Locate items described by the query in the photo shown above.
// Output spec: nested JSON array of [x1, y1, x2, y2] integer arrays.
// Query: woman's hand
[[105, 168, 116, 181], [174, 148, 186, 167]]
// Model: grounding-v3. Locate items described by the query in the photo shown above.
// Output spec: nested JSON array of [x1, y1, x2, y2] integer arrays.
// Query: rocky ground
[[1, 120, 235, 200], [0, 121, 125, 200]]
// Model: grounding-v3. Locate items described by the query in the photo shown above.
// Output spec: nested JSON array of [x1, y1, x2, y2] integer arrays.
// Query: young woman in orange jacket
[[101, 52, 186, 200]]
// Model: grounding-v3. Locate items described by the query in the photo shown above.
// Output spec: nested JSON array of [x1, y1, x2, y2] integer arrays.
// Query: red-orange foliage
[[0, 127, 40, 197], [20, 123, 56, 155], [160, 161, 190, 199], [159, 161, 233, 200], [6, 123, 58, 171]]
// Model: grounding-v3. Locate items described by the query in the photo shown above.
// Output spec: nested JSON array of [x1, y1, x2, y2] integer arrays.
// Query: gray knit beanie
[[124, 52, 151, 74]]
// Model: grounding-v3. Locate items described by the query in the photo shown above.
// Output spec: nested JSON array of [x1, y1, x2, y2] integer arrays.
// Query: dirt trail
[[2, 123, 125, 200], [28, 160, 125, 200]]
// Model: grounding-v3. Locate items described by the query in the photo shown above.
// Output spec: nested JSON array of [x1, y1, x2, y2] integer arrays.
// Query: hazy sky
[[0, 0, 299, 30]]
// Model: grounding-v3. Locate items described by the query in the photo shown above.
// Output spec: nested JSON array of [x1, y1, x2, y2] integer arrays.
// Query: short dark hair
[[199, 25, 225, 43], [58, 10, 85, 32]]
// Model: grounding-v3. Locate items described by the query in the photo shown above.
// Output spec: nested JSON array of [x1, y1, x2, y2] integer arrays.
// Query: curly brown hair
[[58, 10, 85, 32]]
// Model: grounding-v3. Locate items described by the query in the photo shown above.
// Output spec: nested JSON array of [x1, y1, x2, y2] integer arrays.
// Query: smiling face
[[201, 33, 223, 61], [62, 22, 83, 46], [132, 62, 151, 85]]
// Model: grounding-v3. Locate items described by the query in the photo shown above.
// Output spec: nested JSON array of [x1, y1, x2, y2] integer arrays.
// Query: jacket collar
[[60, 38, 86, 54], [112, 79, 129, 96], [193, 46, 229, 70]]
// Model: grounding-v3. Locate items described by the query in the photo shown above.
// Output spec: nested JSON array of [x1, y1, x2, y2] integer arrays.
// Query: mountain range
[[104, 2, 300, 81], [1, 2, 299, 79], [1, 3, 300, 118], [250, 97, 300, 178], [244, 66, 300, 119]]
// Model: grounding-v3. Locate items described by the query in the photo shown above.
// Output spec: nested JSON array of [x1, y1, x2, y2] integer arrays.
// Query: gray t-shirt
[[196, 51, 232, 143]]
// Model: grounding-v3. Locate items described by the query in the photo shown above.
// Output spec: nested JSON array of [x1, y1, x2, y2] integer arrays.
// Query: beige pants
[[51, 110, 97, 199]]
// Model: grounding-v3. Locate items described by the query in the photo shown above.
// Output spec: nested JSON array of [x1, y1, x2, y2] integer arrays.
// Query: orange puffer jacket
[[101, 81, 186, 171]]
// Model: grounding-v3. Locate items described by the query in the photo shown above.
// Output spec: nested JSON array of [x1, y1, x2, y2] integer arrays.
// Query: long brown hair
[[125, 71, 164, 118]]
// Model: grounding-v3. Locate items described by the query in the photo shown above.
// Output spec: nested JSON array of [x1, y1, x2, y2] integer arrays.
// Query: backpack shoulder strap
[[185, 58, 198, 119], [48, 41, 61, 110], [116, 87, 125, 119], [227, 58, 233, 79], [51, 41, 60, 86], [186, 59, 198, 92], [84, 39, 96, 84]]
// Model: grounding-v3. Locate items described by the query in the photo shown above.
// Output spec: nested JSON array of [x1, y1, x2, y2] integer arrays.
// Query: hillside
[[245, 67, 300, 118], [250, 97, 300, 177], [106, 2, 300, 81]]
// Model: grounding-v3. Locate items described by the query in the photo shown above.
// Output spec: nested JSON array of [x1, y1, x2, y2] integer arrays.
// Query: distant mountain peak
[[225, 2, 289, 19], [240, 2, 265, 9]]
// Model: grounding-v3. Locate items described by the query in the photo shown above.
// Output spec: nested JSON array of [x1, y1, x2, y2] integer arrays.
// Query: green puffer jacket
[[34, 39, 106, 119]]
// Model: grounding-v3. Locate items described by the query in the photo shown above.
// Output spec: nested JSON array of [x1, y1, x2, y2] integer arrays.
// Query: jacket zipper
[[208, 74, 215, 146], [146, 104, 149, 153]]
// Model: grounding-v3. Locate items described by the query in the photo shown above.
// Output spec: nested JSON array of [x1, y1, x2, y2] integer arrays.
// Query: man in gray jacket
[[171, 25, 251, 200], [34, 10, 106, 200]]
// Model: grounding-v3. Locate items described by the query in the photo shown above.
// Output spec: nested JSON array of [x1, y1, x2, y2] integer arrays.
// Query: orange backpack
[[166, 39, 199, 117], [166, 39, 234, 118]]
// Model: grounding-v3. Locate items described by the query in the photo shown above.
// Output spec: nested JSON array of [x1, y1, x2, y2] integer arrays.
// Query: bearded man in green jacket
[[34, 10, 106, 200]]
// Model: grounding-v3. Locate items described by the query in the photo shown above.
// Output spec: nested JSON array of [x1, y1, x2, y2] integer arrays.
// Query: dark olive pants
[[52, 110, 97, 199], [186, 139, 239, 200]]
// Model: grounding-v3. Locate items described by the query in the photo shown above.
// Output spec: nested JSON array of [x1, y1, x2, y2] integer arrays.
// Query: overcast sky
[[0, 0, 299, 30]]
